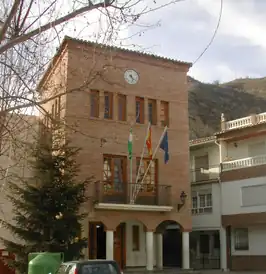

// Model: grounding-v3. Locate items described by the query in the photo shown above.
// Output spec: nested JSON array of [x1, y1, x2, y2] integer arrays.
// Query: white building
[[189, 112, 266, 272], [0, 114, 38, 247], [189, 136, 221, 270], [218, 112, 266, 271]]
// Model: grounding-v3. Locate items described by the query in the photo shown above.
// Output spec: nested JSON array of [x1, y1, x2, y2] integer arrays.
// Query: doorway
[[89, 223, 106, 259], [114, 223, 126, 269], [163, 228, 182, 267]]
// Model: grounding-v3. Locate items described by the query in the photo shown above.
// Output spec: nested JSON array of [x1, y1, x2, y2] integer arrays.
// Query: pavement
[[124, 268, 265, 274]]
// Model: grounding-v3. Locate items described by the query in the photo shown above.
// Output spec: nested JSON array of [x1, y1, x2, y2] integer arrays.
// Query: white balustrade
[[257, 112, 266, 123], [224, 112, 266, 131], [222, 154, 266, 171], [225, 116, 252, 130]]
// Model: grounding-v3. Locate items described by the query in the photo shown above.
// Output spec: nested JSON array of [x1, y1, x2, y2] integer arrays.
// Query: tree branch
[[0, 0, 22, 43], [0, 1, 113, 54]]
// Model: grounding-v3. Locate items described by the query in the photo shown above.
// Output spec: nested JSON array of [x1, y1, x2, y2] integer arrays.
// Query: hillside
[[188, 76, 266, 139]]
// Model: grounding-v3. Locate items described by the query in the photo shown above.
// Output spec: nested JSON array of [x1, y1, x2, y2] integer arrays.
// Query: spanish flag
[[146, 125, 152, 160]]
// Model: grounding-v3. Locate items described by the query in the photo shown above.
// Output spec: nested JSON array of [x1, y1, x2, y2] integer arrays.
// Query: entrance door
[[114, 223, 126, 269]]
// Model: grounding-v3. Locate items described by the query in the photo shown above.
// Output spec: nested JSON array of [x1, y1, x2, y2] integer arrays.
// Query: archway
[[156, 220, 182, 268], [88, 222, 106, 260]]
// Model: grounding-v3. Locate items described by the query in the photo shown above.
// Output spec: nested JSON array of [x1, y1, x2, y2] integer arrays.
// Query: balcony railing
[[190, 165, 220, 183], [94, 181, 172, 207], [224, 112, 266, 131], [222, 154, 266, 171]]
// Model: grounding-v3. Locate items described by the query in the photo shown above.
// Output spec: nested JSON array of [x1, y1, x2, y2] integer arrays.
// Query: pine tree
[[0, 128, 93, 274]]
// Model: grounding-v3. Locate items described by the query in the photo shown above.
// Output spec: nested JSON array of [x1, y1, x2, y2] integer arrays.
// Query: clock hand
[[130, 74, 135, 81]]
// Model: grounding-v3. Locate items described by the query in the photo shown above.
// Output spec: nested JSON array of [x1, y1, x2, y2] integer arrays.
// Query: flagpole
[[129, 152, 133, 203], [133, 126, 168, 202], [131, 122, 151, 203]]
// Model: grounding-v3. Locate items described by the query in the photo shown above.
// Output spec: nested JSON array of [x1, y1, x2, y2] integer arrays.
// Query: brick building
[[38, 36, 192, 270]]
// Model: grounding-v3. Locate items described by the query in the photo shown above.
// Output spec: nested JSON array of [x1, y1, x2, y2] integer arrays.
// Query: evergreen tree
[[0, 128, 93, 274]]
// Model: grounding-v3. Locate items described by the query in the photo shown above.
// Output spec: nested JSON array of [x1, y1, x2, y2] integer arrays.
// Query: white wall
[[125, 220, 156, 267], [224, 135, 266, 161], [222, 176, 266, 215], [192, 183, 221, 230], [231, 225, 266, 256], [0, 115, 39, 249]]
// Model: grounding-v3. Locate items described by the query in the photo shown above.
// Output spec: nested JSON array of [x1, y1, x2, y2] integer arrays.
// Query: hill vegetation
[[188, 76, 266, 139]]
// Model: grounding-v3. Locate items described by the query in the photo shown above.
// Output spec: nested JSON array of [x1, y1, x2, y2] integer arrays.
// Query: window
[[160, 101, 169, 127], [81, 264, 119, 274], [103, 155, 127, 193], [234, 228, 249, 250], [55, 96, 61, 119], [132, 225, 140, 251], [194, 154, 209, 182], [136, 158, 157, 193], [136, 97, 144, 124], [104, 91, 113, 119], [191, 196, 198, 214], [90, 90, 99, 118], [191, 191, 212, 214], [242, 184, 266, 207], [118, 94, 127, 121], [148, 99, 157, 125]]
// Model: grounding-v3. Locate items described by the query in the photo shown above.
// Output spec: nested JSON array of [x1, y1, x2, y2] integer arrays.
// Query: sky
[[53, 0, 266, 83]]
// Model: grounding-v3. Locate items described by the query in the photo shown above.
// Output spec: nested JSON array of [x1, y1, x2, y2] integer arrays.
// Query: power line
[[193, 0, 223, 65]]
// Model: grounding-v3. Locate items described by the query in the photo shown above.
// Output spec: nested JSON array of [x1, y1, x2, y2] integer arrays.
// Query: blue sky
[[59, 0, 266, 83]]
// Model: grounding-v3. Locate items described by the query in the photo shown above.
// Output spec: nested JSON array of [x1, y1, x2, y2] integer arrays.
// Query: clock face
[[124, 69, 139, 85]]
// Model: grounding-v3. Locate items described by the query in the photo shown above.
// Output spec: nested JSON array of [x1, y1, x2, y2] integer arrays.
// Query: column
[[219, 140, 227, 163], [99, 90, 105, 119], [144, 98, 149, 124], [156, 233, 163, 269], [220, 227, 227, 271], [182, 231, 190, 269], [113, 93, 118, 121], [106, 230, 114, 260], [146, 231, 154, 271]]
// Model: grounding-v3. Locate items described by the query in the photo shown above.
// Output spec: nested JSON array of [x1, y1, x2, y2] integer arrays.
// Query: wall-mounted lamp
[[177, 191, 187, 211]]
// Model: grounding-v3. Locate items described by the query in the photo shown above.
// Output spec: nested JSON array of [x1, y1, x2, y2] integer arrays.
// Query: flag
[[128, 128, 133, 160], [146, 125, 152, 160], [160, 129, 169, 164]]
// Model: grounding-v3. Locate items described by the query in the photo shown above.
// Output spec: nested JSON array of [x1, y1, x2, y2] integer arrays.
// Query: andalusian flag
[[128, 128, 133, 160], [146, 125, 152, 160]]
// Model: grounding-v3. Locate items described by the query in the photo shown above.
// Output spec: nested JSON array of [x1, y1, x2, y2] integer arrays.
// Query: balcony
[[190, 165, 220, 184], [94, 181, 172, 211], [222, 154, 266, 171], [223, 112, 266, 131]]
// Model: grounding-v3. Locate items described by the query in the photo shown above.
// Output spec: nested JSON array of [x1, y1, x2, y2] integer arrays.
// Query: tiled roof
[[37, 36, 192, 90], [189, 136, 216, 146], [63, 36, 192, 67]]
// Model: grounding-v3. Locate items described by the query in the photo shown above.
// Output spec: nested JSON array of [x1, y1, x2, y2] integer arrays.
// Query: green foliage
[[0, 130, 93, 274]]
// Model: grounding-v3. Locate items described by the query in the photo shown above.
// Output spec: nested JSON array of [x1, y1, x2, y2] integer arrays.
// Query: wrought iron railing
[[94, 181, 172, 206], [190, 254, 220, 270]]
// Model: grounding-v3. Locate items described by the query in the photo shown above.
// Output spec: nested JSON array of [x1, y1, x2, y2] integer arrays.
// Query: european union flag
[[160, 130, 169, 164]]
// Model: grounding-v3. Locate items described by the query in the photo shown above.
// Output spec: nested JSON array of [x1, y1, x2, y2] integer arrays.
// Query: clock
[[124, 69, 139, 85]]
